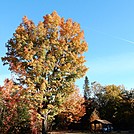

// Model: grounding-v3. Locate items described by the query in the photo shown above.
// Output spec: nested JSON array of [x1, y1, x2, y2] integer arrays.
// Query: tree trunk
[[37, 107, 48, 134], [42, 115, 47, 134]]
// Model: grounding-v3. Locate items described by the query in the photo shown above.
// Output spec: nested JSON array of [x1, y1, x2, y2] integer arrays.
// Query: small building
[[90, 119, 113, 132]]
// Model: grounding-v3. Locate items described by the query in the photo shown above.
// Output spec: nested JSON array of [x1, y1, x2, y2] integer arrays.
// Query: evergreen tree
[[83, 76, 90, 100], [80, 76, 92, 130]]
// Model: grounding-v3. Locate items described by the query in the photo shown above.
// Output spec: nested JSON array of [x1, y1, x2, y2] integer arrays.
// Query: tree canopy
[[2, 11, 88, 133]]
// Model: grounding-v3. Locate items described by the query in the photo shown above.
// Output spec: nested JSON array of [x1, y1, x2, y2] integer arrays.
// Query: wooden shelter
[[90, 119, 113, 132]]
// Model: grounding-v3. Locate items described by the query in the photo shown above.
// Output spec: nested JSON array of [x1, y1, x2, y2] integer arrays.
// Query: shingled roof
[[91, 119, 112, 125]]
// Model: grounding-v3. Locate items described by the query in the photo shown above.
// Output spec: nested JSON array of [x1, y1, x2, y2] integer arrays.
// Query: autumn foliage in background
[[53, 87, 85, 130], [0, 79, 32, 133], [83, 76, 134, 131]]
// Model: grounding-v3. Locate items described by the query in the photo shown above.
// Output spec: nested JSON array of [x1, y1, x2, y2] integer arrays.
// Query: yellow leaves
[[60, 62, 73, 73], [15, 25, 25, 34], [81, 41, 88, 52], [40, 80, 48, 91], [2, 11, 88, 126], [53, 31, 58, 38], [66, 19, 73, 28], [27, 78, 32, 84], [66, 63, 71, 69], [64, 45, 68, 51], [61, 19, 73, 34], [40, 82, 46, 91], [60, 64, 68, 71], [47, 104, 54, 109], [104, 85, 124, 101], [43, 11, 61, 27], [22, 16, 35, 29], [50, 38, 58, 45], [37, 22, 47, 38], [77, 55, 86, 64], [23, 16, 29, 24], [78, 30, 84, 39], [60, 18, 81, 38], [72, 22, 80, 34], [60, 58, 65, 64], [60, 17, 64, 25], [22, 42, 36, 60], [37, 22, 45, 30], [61, 87, 86, 122], [34, 93, 44, 103]]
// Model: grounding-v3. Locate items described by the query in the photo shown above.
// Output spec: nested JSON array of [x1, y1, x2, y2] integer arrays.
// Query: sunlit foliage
[[2, 11, 88, 133], [0, 79, 32, 133], [53, 87, 85, 130]]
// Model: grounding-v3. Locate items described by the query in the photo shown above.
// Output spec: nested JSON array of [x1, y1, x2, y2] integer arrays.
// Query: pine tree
[[83, 76, 90, 100], [80, 76, 92, 130]]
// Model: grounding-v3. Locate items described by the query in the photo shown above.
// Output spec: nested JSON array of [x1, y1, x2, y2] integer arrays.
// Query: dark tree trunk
[[42, 115, 48, 134], [37, 107, 48, 134]]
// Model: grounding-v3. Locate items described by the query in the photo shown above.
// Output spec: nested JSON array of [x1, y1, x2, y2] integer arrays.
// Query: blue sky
[[1, 1, 134, 92]]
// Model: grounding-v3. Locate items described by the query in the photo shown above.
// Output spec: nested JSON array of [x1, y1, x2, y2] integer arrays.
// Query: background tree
[[113, 89, 134, 130], [2, 11, 88, 133], [83, 76, 90, 100], [81, 76, 93, 130], [0, 79, 34, 134], [91, 83, 124, 120], [89, 108, 100, 122], [53, 87, 85, 130], [91, 82, 134, 130]]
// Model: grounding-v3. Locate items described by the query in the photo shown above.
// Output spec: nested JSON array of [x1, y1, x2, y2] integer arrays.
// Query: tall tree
[[83, 76, 90, 100], [2, 11, 88, 133], [81, 76, 93, 130]]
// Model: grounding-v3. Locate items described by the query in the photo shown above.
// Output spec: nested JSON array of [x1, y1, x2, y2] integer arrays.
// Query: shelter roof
[[90, 119, 112, 125]]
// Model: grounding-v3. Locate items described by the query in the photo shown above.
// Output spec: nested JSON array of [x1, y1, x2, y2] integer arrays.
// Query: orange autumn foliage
[[2, 11, 88, 133], [61, 87, 86, 123], [0, 79, 41, 133]]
